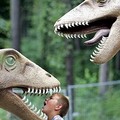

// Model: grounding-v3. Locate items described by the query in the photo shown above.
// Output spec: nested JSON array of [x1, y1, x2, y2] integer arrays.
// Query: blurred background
[[0, 0, 120, 120]]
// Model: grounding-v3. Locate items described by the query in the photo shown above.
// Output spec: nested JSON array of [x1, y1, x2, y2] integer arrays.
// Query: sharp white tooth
[[102, 36, 106, 41], [31, 88, 34, 94], [53, 88, 56, 93], [33, 107, 37, 112], [40, 111, 44, 117], [72, 22, 75, 27], [94, 50, 99, 54], [38, 89, 41, 95], [36, 109, 40, 115], [55, 87, 58, 93], [84, 34, 87, 38], [91, 55, 95, 59], [69, 23, 71, 27], [98, 45, 102, 49], [55, 27, 57, 32], [78, 34, 81, 38], [74, 34, 77, 38], [22, 96, 26, 101], [58, 87, 61, 92], [45, 89, 49, 94], [68, 34, 71, 38], [75, 22, 79, 26], [81, 34, 84, 38], [49, 88, 53, 95], [43, 114, 47, 119], [28, 88, 31, 93], [57, 26, 60, 30], [28, 102, 32, 107], [96, 47, 100, 51], [24, 98, 29, 104], [30, 105, 35, 110], [82, 22, 85, 25], [79, 22, 81, 25], [65, 34, 69, 39], [90, 59, 94, 62], [93, 52, 97, 56], [42, 89, 45, 94], [86, 21, 89, 25], [71, 34, 74, 38], [61, 24, 64, 28], [65, 24, 69, 29], [35, 89, 38, 94]]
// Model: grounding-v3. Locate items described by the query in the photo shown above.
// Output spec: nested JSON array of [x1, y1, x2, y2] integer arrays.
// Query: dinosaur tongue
[[84, 29, 110, 46]]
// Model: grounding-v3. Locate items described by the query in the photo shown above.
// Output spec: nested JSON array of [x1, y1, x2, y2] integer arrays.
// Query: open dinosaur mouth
[[10, 86, 61, 119], [54, 17, 116, 63], [54, 17, 116, 41]]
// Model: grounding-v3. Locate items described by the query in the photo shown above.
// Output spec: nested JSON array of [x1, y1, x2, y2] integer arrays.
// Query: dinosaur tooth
[[81, 34, 84, 38], [65, 23, 69, 29], [35, 88, 38, 94], [36, 109, 40, 115], [90, 59, 94, 62], [49, 88, 53, 95], [75, 21, 79, 26], [94, 50, 99, 54], [60, 24, 64, 28], [79, 22, 81, 25], [74, 34, 77, 38], [24, 98, 29, 104], [78, 34, 81, 38], [72, 22, 75, 27], [84, 34, 87, 38], [45, 88, 49, 94], [71, 34, 74, 38], [69, 23, 72, 27], [85, 21, 89, 25], [58, 86, 61, 92], [33, 107, 37, 112], [82, 21, 85, 25], [91, 54, 95, 59], [27, 102, 32, 107], [30, 104, 35, 110], [93, 52, 97, 56], [38, 89, 41, 95]]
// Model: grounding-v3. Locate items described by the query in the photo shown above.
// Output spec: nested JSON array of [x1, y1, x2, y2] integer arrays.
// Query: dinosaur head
[[0, 48, 61, 120], [54, 0, 120, 64]]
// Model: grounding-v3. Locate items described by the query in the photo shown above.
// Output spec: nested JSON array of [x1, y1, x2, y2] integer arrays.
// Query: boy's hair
[[53, 93, 69, 117]]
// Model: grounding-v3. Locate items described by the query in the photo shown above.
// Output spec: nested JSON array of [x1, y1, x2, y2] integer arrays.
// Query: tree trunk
[[10, 0, 21, 51], [99, 63, 108, 95]]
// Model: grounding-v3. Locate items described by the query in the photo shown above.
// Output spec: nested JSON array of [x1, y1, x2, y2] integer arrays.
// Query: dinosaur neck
[[0, 90, 43, 120]]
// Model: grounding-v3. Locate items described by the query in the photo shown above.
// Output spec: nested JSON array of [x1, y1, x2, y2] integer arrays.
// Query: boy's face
[[42, 94, 61, 115]]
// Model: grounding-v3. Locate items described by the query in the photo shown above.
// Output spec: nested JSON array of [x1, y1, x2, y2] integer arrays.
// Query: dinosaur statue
[[54, 0, 120, 64], [0, 48, 61, 120]]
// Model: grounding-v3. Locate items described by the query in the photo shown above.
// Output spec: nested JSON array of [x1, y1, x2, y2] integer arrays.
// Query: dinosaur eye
[[5, 56, 16, 67], [4, 55, 16, 71]]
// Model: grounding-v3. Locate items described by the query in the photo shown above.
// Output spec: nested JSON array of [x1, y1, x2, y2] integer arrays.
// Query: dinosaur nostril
[[46, 73, 52, 77]]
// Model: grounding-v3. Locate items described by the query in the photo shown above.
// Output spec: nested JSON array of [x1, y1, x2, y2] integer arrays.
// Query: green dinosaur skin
[[54, 0, 120, 64], [0, 48, 60, 120]]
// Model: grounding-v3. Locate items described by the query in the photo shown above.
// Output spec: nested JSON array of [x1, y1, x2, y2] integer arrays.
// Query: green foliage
[[73, 86, 120, 120]]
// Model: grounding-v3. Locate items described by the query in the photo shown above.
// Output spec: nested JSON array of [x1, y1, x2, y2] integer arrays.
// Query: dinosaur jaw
[[54, 16, 117, 64], [0, 86, 61, 120]]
